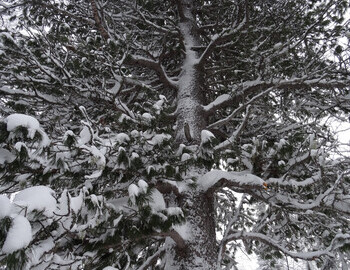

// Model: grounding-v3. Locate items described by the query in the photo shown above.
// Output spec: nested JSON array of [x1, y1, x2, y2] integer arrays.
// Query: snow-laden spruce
[[1, 0, 350, 269]]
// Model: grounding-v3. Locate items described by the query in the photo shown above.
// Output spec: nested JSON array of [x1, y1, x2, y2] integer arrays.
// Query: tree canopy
[[0, 0, 350, 269]]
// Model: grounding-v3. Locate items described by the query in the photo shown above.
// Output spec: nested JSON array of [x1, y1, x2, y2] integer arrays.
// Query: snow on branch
[[266, 174, 319, 187], [207, 86, 274, 129], [126, 55, 178, 90], [225, 231, 336, 260], [198, 16, 248, 66], [4, 113, 50, 147], [159, 230, 187, 250], [217, 194, 246, 268], [255, 173, 350, 214], [198, 169, 266, 193], [0, 86, 35, 97], [214, 105, 251, 151], [133, 9, 178, 35], [0, 86, 62, 104], [137, 246, 166, 270], [207, 77, 349, 129], [34, 2, 95, 26], [202, 94, 231, 114]]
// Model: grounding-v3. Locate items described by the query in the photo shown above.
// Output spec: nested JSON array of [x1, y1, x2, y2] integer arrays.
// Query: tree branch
[[225, 231, 335, 260], [251, 173, 350, 215], [207, 86, 274, 129], [125, 55, 178, 90], [197, 169, 266, 194], [197, 16, 248, 66], [214, 105, 252, 151], [137, 246, 166, 270], [33, 2, 95, 26], [217, 194, 246, 268], [206, 77, 349, 128], [0, 86, 63, 105], [159, 230, 187, 250], [89, 0, 109, 40]]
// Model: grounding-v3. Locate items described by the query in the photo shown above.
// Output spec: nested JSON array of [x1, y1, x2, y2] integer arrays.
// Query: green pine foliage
[[0, 0, 350, 269]]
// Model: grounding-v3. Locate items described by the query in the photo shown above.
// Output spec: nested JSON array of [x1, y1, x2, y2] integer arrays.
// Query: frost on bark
[[1, 0, 350, 269], [175, 0, 207, 145], [167, 1, 216, 268]]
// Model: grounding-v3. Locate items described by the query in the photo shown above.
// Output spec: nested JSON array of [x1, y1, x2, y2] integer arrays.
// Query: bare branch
[[217, 194, 246, 268]]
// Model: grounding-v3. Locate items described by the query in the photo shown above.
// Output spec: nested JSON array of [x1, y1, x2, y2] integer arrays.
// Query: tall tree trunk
[[166, 1, 218, 269], [164, 192, 218, 270], [175, 0, 206, 144]]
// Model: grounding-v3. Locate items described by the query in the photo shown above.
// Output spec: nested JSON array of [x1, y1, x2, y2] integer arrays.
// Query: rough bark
[[164, 191, 218, 270], [167, 0, 218, 269], [175, 0, 207, 144]]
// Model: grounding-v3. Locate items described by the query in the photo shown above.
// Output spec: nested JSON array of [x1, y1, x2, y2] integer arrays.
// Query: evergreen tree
[[1, 0, 350, 269]]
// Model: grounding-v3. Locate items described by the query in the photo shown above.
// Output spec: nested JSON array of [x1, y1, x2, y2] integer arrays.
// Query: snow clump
[[128, 184, 139, 205], [1, 215, 32, 254], [4, 113, 50, 147], [0, 148, 15, 165], [13, 186, 57, 217], [201, 130, 215, 143], [0, 195, 12, 219]]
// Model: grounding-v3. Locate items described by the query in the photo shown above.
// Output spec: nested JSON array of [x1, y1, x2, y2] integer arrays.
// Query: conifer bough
[[0, 0, 350, 269]]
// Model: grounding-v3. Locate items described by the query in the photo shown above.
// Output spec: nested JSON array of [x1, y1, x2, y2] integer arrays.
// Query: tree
[[1, 0, 350, 269]]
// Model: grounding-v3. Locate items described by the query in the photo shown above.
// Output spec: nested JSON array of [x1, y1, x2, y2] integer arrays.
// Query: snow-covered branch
[[126, 55, 178, 90], [266, 174, 319, 187], [214, 105, 251, 151], [137, 246, 166, 270], [0, 86, 63, 105], [217, 194, 246, 268], [206, 77, 349, 128], [225, 231, 335, 260], [28, 2, 96, 26], [207, 86, 274, 129], [198, 169, 266, 194], [198, 16, 248, 66], [202, 94, 232, 115], [253, 173, 350, 214], [132, 10, 178, 35], [159, 230, 187, 250]]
